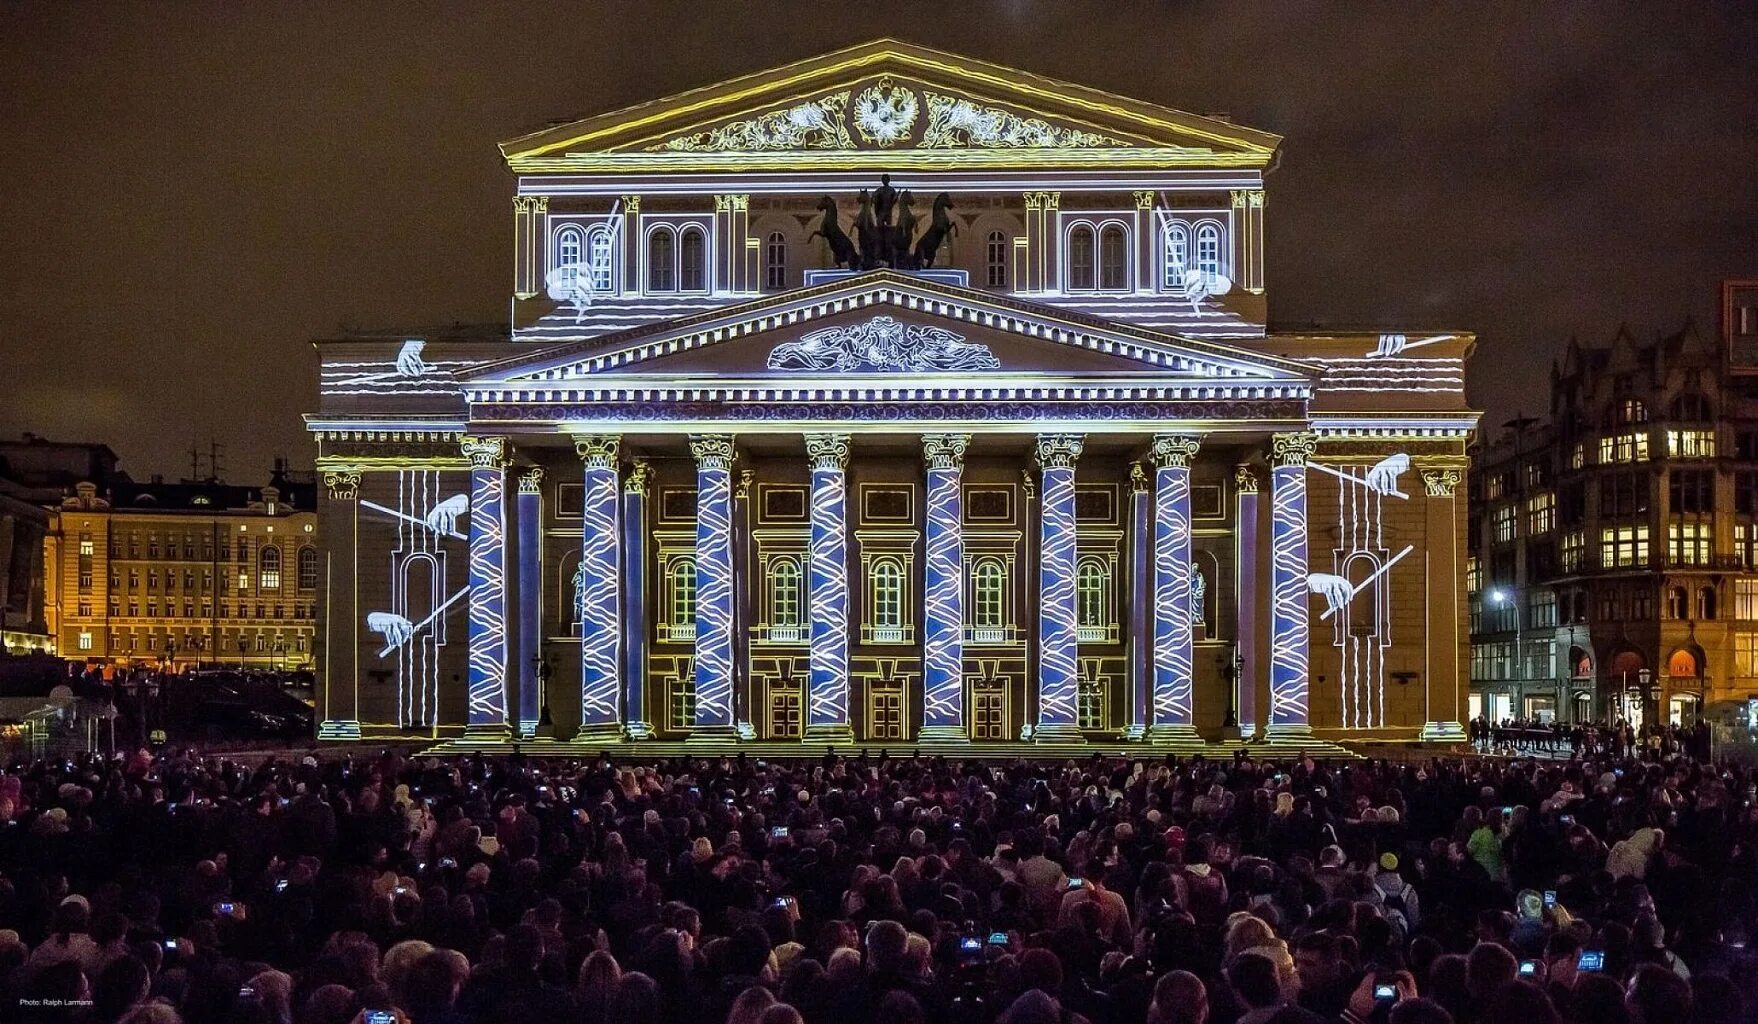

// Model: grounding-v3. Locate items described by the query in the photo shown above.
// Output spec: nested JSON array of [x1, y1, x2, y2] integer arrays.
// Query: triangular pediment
[[464, 271, 1310, 391], [502, 40, 1279, 172]]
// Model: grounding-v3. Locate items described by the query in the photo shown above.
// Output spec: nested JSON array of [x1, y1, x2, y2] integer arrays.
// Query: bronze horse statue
[[912, 192, 957, 269], [853, 188, 881, 271], [807, 196, 858, 270], [891, 190, 918, 269]]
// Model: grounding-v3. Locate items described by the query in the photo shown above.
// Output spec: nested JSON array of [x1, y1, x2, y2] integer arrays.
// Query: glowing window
[[1099, 224, 1127, 290], [1667, 429, 1716, 459], [648, 227, 676, 292], [297, 546, 318, 589], [679, 227, 706, 291], [1077, 559, 1109, 627], [669, 557, 697, 625], [1162, 222, 1189, 287], [586, 225, 615, 292], [1067, 225, 1095, 290], [259, 546, 281, 590], [972, 559, 1006, 628], [986, 230, 1007, 288], [770, 557, 803, 626], [871, 559, 904, 629], [78, 632, 92, 651], [765, 232, 787, 290], [555, 225, 585, 269], [1196, 223, 1222, 278]]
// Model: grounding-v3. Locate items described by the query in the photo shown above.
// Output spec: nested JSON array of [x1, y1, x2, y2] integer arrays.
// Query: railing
[[967, 626, 1010, 645], [664, 623, 696, 643], [868, 626, 908, 644], [764, 625, 806, 643], [1077, 625, 1111, 643]]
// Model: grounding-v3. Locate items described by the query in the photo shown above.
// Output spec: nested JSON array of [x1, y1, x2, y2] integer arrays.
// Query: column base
[[804, 723, 856, 747], [1121, 723, 1147, 742], [1261, 722, 1313, 744], [1147, 722, 1203, 747], [735, 720, 758, 741], [1032, 722, 1087, 745], [1420, 721, 1468, 742], [685, 723, 740, 747], [571, 722, 625, 746], [460, 722, 512, 745], [918, 724, 968, 746], [317, 720, 361, 741], [516, 719, 539, 740], [624, 720, 655, 742]]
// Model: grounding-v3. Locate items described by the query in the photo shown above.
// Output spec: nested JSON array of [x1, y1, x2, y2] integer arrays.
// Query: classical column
[[920, 433, 970, 744], [1023, 192, 1043, 293], [622, 460, 654, 739], [689, 436, 737, 739], [513, 197, 537, 300], [317, 468, 362, 740], [1233, 466, 1262, 738], [574, 436, 623, 743], [805, 433, 854, 744], [1042, 192, 1062, 292], [1420, 464, 1469, 741], [1124, 462, 1150, 740], [1150, 434, 1201, 743], [1245, 190, 1266, 293], [515, 467, 544, 738], [461, 436, 510, 741], [1034, 434, 1085, 743], [620, 195, 641, 295], [733, 468, 756, 739], [1267, 431, 1317, 740]]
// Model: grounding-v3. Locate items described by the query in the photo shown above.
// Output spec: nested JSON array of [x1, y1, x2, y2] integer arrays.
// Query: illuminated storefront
[[309, 41, 1475, 750]]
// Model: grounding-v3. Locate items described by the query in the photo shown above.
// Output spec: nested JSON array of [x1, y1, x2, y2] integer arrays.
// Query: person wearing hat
[[1372, 852, 1419, 933]]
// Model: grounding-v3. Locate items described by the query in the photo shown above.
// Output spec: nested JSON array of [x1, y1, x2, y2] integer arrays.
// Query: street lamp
[[532, 651, 554, 737], [1218, 646, 1241, 737], [1638, 667, 1654, 731]]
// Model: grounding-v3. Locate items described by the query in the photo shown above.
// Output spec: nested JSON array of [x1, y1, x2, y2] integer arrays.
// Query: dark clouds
[[1, 2, 1754, 476]]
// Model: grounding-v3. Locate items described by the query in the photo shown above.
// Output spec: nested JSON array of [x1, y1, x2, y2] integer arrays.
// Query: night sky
[[3, 3, 1755, 481]]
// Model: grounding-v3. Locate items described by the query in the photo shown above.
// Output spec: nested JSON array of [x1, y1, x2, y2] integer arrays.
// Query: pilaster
[[318, 468, 362, 740], [1149, 434, 1202, 745], [515, 467, 544, 738], [1265, 431, 1316, 744], [688, 435, 738, 741], [920, 433, 970, 744], [1033, 434, 1085, 743], [573, 436, 623, 744], [1233, 465, 1262, 739], [804, 433, 855, 746], [622, 460, 654, 739], [460, 435, 510, 742], [1419, 461, 1469, 741]]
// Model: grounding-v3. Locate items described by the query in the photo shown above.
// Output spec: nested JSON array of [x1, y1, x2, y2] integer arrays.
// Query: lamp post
[[237, 637, 248, 671], [1218, 645, 1241, 739], [1638, 667, 1654, 733], [532, 651, 554, 737], [1489, 586, 1522, 722]]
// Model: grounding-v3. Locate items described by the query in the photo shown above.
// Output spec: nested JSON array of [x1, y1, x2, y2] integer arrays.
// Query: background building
[[43, 462, 319, 672], [1469, 280, 1758, 728]]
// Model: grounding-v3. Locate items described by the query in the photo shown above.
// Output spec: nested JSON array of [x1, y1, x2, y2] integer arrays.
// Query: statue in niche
[[912, 192, 958, 269], [853, 189, 881, 270], [891, 190, 919, 270], [807, 196, 858, 269], [1189, 563, 1207, 634]]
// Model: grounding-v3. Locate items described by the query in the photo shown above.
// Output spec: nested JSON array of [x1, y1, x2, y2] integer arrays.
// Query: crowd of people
[[0, 743, 1752, 1024], [1467, 717, 1714, 762]]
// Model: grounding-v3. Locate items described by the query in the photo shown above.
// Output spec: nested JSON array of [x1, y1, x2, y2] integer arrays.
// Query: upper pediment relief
[[501, 40, 1280, 172]]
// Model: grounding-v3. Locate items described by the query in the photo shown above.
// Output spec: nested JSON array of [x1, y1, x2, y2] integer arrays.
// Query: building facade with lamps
[[309, 41, 1476, 751]]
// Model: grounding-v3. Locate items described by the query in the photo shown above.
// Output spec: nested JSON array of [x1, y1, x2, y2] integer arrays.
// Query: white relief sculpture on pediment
[[766, 314, 1001, 372], [853, 83, 918, 146], [920, 91, 1127, 149], [652, 91, 855, 152]]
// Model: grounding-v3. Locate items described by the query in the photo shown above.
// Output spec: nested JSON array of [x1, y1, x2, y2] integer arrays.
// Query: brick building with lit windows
[[1469, 280, 1758, 728], [44, 466, 319, 672]]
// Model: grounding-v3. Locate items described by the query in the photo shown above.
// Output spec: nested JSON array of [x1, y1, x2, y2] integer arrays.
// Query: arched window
[[669, 557, 697, 625], [986, 230, 1008, 288], [1668, 649, 1699, 677], [871, 559, 904, 629], [647, 227, 676, 292], [679, 226, 706, 291], [1068, 225, 1095, 291], [972, 559, 1006, 628], [1698, 585, 1717, 620], [1668, 586, 1687, 619], [1077, 559, 1108, 628], [555, 225, 585, 268], [1162, 222, 1189, 287], [1671, 393, 1712, 421], [770, 557, 803, 626], [1099, 224, 1127, 290], [1196, 223, 1222, 279], [297, 546, 318, 590], [765, 232, 788, 290], [586, 225, 615, 292], [259, 546, 282, 590]]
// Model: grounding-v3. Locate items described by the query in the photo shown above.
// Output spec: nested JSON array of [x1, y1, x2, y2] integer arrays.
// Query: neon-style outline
[[806, 434, 851, 729], [922, 433, 968, 729]]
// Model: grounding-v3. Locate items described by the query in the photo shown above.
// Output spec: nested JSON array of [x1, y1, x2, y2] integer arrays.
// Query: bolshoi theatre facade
[[307, 41, 1476, 753]]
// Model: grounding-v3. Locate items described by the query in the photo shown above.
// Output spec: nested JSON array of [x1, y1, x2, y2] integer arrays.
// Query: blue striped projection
[[1035, 434, 1084, 738], [462, 436, 508, 732], [691, 436, 736, 729], [806, 434, 852, 734], [1151, 435, 1200, 734], [576, 436, 622, 733], [1270, 432, 1316, 729], [921, 434, 969, 736], [515, 468, 543, 737]]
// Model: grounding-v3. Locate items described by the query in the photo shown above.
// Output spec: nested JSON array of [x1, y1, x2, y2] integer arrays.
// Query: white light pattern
[[807, 451, 850, 728], [1152, 461, 1195, 726], [692, 441, 735, 726], [577, 449, 622, 727]]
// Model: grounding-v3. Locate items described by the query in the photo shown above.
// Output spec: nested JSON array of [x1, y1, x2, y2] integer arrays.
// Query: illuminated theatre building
[[308, 42, 1477, 752]]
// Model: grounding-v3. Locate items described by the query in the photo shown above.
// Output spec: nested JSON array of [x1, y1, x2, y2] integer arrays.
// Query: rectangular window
[[77, 632, 93, 651], [1738, 633, 1758, 677], [1528, 590, 1558, 628], [1600, 525, 1650, 568], [78, 570, 93, 591], [1525, 492, 1555, 535], [78, 533, 94, 557], [1600, 589, 1622, 620], [147, 570, 158, 590], [1492, 505, 1516, 543], [1571, 443, 1585, 470], [1632, 588, 1653, 620], [1667, 429, 1717, 459], [1523, 461, 1550, 489], [1466, 556, 1482, 593], [1736, 580, 1758, 620], [1486, 473, 1507, 501], [77, 600, 92, 617], [1468, 597, 1482, 633], [148, 537, 160, 558], [1560, 531, 1586, 573], [1671, 469, 1715, 514], [1668, 520, 1713, 566], [1599, 432, 1650, 464], [1599, 472, 1651, 519]]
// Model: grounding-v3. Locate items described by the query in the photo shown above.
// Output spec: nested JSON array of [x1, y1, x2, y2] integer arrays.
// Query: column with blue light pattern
[[689, 435, 737, 739], [1034, 434, 1085, 743], [461, 435, 509, 740], [1268, 431, 1317, 737], [515, 467, 544, 738], [1150, 434, 1202, 743], [805, 434, 854, 744], [920, 433, 970, 743], [575, 436, 623, 742]]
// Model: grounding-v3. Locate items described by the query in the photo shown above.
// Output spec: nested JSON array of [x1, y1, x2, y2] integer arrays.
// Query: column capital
[[1133, 190, 1155, 211], [531, 196, 548, 214], [1234, 465, 1260, 494], [624, 458, 652, 496], [689, 434, 735, 470], [1035, 433, 1084, 470], [1231, 189, 1248, 209], [714, 194, 734, 213], [1151, 434, 1202, 469], [574, 435, 620, 469], [1248, 190, 1265, 209], [513, 195, 532, 214], [1022, 469, 1037, 502], [460, 435, 508, 469], [1043, 191, 1061, 211], [1024, 191, 1043, 211], [922, 433, 970, 470], [619, 194, 641, 214], [1271, 431, 1318, 468], [805, 433, 851, 471], [736, 469, 755, 500], [1130, 462, 1150, 494], [516, 466, 545, 494], [1420, 468, 1461, 497], [323, 469, 361, 501]]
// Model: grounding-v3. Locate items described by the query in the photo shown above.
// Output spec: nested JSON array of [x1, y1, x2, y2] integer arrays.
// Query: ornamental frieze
[[471, 398, 1309, 424]]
